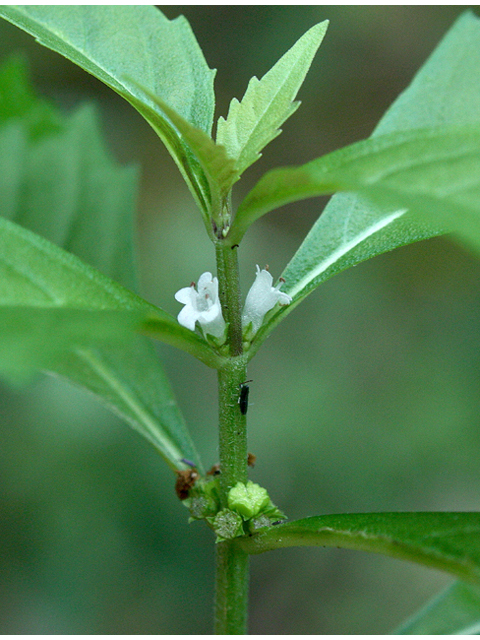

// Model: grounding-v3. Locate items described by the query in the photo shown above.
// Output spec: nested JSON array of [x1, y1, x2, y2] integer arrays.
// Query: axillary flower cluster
[[184, 474, 285, 542], [175, 265, 292, 340]]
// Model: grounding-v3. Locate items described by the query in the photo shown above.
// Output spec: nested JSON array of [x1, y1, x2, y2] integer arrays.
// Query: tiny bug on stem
[[238, 380, 252, 416]]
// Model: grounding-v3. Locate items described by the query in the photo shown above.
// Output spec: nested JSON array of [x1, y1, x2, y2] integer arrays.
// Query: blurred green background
[[0, 5, 479, 634]]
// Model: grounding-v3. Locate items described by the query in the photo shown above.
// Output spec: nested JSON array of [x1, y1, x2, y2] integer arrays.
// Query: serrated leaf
[[0, 5, 216, 215], [217, 21, 328, 178], [239, 512, 480, 585], [237, 11, 480, 354], [394, 581, 480, 634]]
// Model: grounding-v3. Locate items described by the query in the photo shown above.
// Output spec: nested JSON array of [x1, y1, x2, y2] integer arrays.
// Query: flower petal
[[175, 286, 196, 305], [242, 266, 291, 333], [197, 272, 214, 290], [175, 272, 226, 339], [277, 291, 292, 305], [177, 304, 198, 331]]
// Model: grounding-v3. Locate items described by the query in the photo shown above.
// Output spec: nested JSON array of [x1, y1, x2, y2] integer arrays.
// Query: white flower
[[175, 272, 226, 338], [242, 265, 292, 333]]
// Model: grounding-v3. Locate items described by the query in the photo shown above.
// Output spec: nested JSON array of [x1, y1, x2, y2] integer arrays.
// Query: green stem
[[217, 360, 248, 500], [216, 243, 243, 357], [214, 542, 249, 634], [214, 240, 250, 634]]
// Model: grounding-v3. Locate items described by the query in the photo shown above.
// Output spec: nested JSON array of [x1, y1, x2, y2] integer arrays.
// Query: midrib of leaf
[[239, 513, 480, 585], [454, 621, 480, 634], [285, 209, 405, 300], [76, 347, 185, 468], [0, 253, 61, 304], [394, 581, 480, 634]]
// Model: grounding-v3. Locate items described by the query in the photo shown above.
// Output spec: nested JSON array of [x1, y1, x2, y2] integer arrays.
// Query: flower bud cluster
[[181, 472, 285, 542], [207, 481, 285, 542]]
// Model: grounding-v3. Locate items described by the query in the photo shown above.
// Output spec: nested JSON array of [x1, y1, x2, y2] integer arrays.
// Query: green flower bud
[[228, 481, 270, 519], [209, 508, 244, 542], [248, 514, 273, 533], [185, 476, 221, 521], [188, 494, 217, 521]]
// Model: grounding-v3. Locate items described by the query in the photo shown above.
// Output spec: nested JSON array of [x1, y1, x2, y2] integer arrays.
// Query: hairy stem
[[216, 243, 243, 356], [214, 541, 249, 634], [214, 240, 250, 634], [217, 359, 248, 499]]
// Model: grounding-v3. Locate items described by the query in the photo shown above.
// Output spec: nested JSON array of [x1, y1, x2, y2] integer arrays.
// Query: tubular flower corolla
[[242, 265, 292, 333], [175, 272, 226, 338]]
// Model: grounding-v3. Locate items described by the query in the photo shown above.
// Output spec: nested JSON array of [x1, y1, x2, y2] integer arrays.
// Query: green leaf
[[233, 124, 480, 260], [127, 79, 237, 231], [0, 306, 143, 378], [0, 94, 215, 366], [0, 212, 215, 369], [50, 338, 204, 473], [233, 125, 480, 241], [0, 214, 215, 467], [0, 5, 216, 215], [241, 125, 480, 357], [395, 581, 480, 634], [239, 512, 480, 585], [234, 11, 480, 353], [0, 102, 139, 292], [0, 63, 218, 469], [216, 21, 328, 178], [0, 54, 61, 137]]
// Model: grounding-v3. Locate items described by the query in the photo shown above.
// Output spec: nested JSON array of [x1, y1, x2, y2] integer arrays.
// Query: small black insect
[[238, 380, 252, 415]]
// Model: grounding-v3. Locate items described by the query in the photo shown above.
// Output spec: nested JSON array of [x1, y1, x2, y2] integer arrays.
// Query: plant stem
[[214, 541, 249, 634], [216, 243, 243, 357], [217, 359, 248, 499], [214, 241, 249, 634]]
